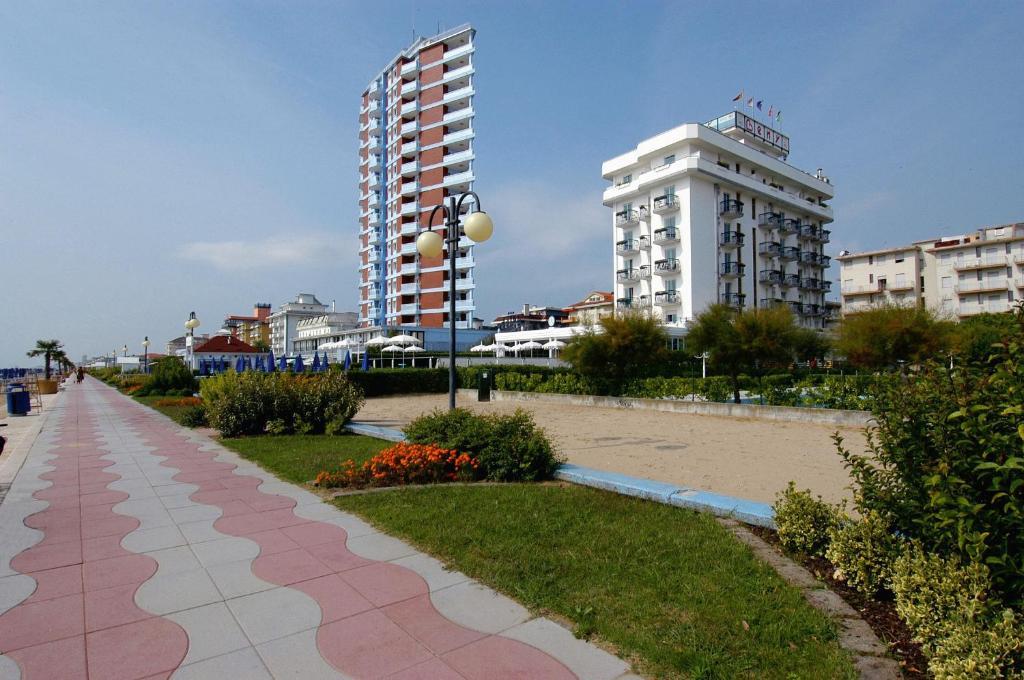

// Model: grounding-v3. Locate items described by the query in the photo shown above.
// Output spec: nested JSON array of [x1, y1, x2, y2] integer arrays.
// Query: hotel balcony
[[821, 280, 833, 292], [368, 117, 381, 133], [617, 267, 641, 282], [719, 230, 744, 249], [400, 59, 418, 77], [799, 251, 824, 265], [759, 297, 785, 308], [636, 295, 652, 309], [400, 201, 418, 216], [954, 279, 1009, 294], [652, 194, 679, 214], [841, 283, 879, 296], [798, 224, 830, 243], [787, 301, 803, 315], [367, 250, 381, 264], [401, 141, 419, 156], [400, 100, 418, 116], [803, 304, 823, 317], [654, 258, 680, 275], [779, 218, 799, 236], [400, 120, 419, 136], [723, 293, 746, 308], [719, 261, 745, 278], [800, 277, 822, 291], [959, 301, 1012, 317], [368, 80, 381, 98], [758, 269, 783, 285], [401, 80, 417, 96], [616, 297, 636, 311], [779, 246, 800, 261], [758, 241, 781, 257], [443, 128, 474, 145], [720, 198, 744, 220], [401, 160, 420, 176], [757, 212, 782, 230], [455, 256, 475, 270], [367, 231, 381, 247], [443, 85, 474, 105], [400, 221, 418, 236], [616, 237, 649, 254], [653, 227, 678, 244], [367, 210, 381, 227], [615, 210, 640, 227], [366, 193, 380, 209], [368, 99, 380, 114], [955, 255, 1008, 271], [400, 241, 418, 256], [655, 291, 680, 306], [401, 181, 419, 196], [367, 174, 380, 191], [368, 137, 379, 152], [782, 274, 802, 288], [400, 261, 419, 275], [367, 154, 381, 172]]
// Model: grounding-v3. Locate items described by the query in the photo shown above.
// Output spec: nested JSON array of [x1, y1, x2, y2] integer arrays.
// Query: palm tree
[[27, 339, 64, 380]]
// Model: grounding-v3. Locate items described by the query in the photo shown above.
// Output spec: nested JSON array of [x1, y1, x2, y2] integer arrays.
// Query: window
[[869, 274, 874, 283], [664, 185, 676, 197], [664, 216, 676, 228], [868, 255, 874, 265], [876, 254, 887, 264], [941, 276, 951, 289], [663, 154, 675, 165], [665, 314, 676, 323], [895, 273, 907, 288], [895, 253, 905, 263], [666, 279, 677, 292], [620, 174, 631, 185]]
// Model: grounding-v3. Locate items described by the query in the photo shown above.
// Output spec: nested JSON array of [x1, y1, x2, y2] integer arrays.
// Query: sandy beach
[[355, 394, 868, 505]]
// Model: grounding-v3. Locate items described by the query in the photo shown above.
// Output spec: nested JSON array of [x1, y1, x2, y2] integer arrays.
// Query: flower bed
[[315, 442, 478, 489]]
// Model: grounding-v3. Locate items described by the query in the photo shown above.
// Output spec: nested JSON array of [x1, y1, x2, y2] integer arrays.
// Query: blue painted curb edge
[[345, 422, 776, 528]]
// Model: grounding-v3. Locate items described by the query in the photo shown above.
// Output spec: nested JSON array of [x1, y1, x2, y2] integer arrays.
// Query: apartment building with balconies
[[267, 293, 329, 357], [357, 24, 477, 331], [602, 111, 836, 331], [837, 221, 1024, 318]]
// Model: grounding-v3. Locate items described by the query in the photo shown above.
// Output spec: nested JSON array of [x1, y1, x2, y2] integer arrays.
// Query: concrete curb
[[718, 519, 900, 680], [455, 388, 872, 427], [344, 422, 407, 442]]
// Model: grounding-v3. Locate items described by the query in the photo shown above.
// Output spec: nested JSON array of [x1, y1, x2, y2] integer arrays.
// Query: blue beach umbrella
[[294, 354, 305, 372], [267, 350, 276, 372], [278, 355, 288, 371], [246, 356, 253, 371], [361, 351, 369, 372], [311, 352, 321, 372], [343, 350, 351, 371], [235, 356, 243, 373]]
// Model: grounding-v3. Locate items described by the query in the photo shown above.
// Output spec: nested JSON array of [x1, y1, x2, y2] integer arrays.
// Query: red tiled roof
[[568, 291, 614, 309], [193, 336, 260, 354]]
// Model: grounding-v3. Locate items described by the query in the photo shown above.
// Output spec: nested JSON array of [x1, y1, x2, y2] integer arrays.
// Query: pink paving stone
[[11, 538, 83, 573], [36, 520, 83, 546], [218, 475, 263, 489], [174, 470, 235, 483], [25, 507, 80, 529], [6, 633, 87, 680], [25, 564, 83, 603], [81, 514, 139, 539], [82, 553, 157, 592], [280, 521, 349, 548], [81, 502, 122, 522], [35, 485, 82, 500], [340, 563, 428, 607], [84, 583, 151, 632], [246, 494, 296, 512], [39, 494, 83, 511], [79, 490, 129, 507], [247, 528, 302, 556], [292, 574, 374, 623], [0, 592, 84, 651], [82, 535, 130, 562], [383, 595, 486, 655], [442, 635, 577, 680], [304, 539, 373, 574], [215, 499, 258, 517], [86, 617, 188, 680], [252, 548, 333, 586], [388, 657, 468, 680], [318, 610, 433, 679], [78, 471, 118, 485]]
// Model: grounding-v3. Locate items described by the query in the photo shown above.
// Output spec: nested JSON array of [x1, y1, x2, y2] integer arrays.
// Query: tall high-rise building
[[602, 111, 836, 330], [358, 24, 477, 329]]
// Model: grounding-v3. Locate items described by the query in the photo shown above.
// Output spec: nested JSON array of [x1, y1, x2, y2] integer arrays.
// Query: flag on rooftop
[[767, 105, 774, 118], [732, 89, 743, 102], [776, 110, 783, 123], [756, 100, 763, 111], [746, 97, 753, 108]]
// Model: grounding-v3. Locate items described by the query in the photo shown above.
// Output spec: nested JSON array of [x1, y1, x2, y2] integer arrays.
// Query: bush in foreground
[[201, 371, 364, 437], [772, 482, 842, 557], [315, 442, 478, 488], [825, 511, 903, 597], [404, 408, 560, 482]]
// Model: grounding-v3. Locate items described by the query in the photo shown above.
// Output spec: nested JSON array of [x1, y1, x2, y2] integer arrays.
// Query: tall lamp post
[[416, 192, 493, 410], [142, 337, 150, 374], [122, 344, 128, 358], [185, 311, 200, 371]]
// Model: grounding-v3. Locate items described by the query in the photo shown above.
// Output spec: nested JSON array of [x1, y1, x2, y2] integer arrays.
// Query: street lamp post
[[122, 344, 128, 358], [417, 192, 493, 410], [185, 311, 200, 371], [142, 337, 150, 374]]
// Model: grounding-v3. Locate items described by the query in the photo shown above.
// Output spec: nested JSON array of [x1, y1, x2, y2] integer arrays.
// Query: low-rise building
[[189, 335, 266, 371], [566, 291, 614, 326], [492, 305, 571, 333], [268, 293, 330, 357], [221, 303, 271, 347], [291, 312, 359, 356], [837, 221, 1024, 318]]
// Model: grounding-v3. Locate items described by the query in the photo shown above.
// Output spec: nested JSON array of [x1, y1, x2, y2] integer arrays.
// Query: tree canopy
[[834, 304, 954, 370], [562, 312, 669, 392], [27, 339, 66, 379]]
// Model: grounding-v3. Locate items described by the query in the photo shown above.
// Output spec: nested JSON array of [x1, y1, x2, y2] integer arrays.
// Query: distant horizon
[[3, 1, 1023, 364]]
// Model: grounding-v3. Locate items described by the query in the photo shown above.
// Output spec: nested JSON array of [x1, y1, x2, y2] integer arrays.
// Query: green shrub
[[891, 545, 995, 653], [404, 408, 561, 482], [201, 372, 364, 437], [696, 376, 733, 402], [929, 608, 1024, 680], [760, 374, 802, 407], [137, 357, 197, 397], [825, 511, 903, 596], [179, 404, 207, 428], [347, 368, 447, 397], [772, 482, 842, 557]]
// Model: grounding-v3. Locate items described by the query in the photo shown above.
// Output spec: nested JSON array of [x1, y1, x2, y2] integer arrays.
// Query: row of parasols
[[197, 350, 342, 375], [468, 339, 566, 354]]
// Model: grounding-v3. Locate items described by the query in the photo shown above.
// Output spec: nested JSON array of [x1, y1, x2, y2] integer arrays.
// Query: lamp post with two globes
[[185, 312, 200, 371], [416, 192, 493, 410], [142, 337, 150, 374]]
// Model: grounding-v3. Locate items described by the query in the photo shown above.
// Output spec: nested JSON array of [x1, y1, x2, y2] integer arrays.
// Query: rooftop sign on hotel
[[705, 111, 790, 157]]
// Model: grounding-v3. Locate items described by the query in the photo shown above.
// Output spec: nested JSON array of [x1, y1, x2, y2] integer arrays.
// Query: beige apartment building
[[837, 221, 1024, 318]]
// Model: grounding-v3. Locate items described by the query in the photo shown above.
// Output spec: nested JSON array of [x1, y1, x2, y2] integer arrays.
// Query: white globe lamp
[[463, 210, 493, 243], [416, 230, 443, 258]]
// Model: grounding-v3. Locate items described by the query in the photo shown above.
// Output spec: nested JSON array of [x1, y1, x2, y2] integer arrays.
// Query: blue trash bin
[[6, 383, 30, 416]]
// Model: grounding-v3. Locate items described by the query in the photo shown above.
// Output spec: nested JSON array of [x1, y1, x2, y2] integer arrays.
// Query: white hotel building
[[838, 221, 1024, 318], [602, 112, 836, 330], [357, 24, 477, 330]]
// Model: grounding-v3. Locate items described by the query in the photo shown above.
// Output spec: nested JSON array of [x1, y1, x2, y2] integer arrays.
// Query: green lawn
[[336, 484, 855, 680], [133, 395, 196, 426], [219, 434, 390, 485]]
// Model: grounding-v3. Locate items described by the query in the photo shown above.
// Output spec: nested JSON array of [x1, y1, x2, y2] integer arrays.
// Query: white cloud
[[176, 232, 349, 271]]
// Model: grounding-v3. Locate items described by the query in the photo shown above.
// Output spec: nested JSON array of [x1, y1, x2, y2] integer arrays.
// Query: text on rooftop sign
[[706, 111, 790, 155]]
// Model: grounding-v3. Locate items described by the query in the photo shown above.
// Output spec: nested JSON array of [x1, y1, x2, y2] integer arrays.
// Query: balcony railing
[[719, 261, 745, 277], [758, 212, 782, 229], [780, 246, 800, 261], [782, 274, 802, 288], [616, 268, 641, 282], [758, 241, 781, 256], [655, 291, 680, 305], [800, 278, 822, 291], [758, 269, 783, 284], [615, 210, 640, 226], [616, 297, 635, 310], [653, 227, 678, 243], [954, 255, 1008, 271], [760, 298, 785, 308], [788, 301, 803, 315], [616, 237, 649, 253], [723, 293, 746, 308], [954, 279, 1009, 293], [821, 280, 833, 292], [719, 231, 744, 248], [654, 258, 680, 274], [799, 251, 823, 265], [653, 195, 679, 213], [803, 304, 823, 317], [720, 198, 744, 219], [779, 218, 799, 235]]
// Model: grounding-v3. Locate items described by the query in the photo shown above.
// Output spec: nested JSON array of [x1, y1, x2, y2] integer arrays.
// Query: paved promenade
[[0, 379, 632, 679]]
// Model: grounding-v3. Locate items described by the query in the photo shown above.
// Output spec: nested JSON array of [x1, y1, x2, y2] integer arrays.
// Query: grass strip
[[219, 433, 389, 485], [335, 483, 855, 679]]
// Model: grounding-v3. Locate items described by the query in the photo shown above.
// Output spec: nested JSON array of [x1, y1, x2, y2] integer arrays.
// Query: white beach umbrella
[[365, 336, 390, 347], [389, 334, 421, 345], [381, 345, 404, 353], [541, 340, 566, 350], [517, 341, 543, 351], [403, 345, 424, 353], [470, 344, 489, 353]]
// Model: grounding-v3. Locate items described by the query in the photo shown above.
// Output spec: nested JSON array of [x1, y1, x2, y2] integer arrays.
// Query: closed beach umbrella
[[267, 350, 276, 372], [278, 355, 288, 371], [343, 350, 352, 371], [312, 352, 321, 372], [361, 350, 370, 371], [294, 354, 305, 372]]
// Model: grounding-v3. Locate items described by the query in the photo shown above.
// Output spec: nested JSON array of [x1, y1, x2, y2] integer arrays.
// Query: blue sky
[[2, 1, 1022, 365]]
